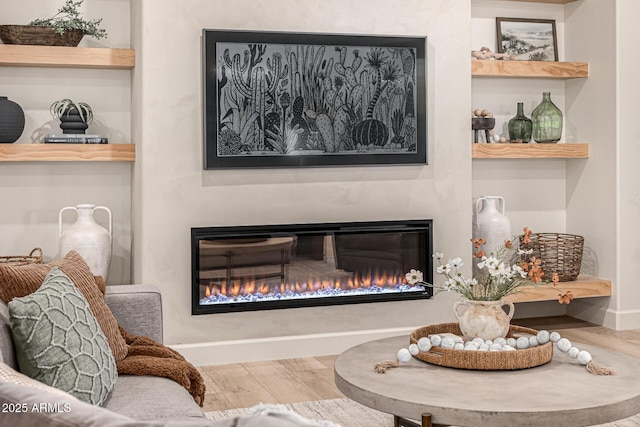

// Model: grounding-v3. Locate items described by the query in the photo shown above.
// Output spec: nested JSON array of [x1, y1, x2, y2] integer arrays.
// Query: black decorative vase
[[0, 96, 25, 143], [59, 108, 89, 134]]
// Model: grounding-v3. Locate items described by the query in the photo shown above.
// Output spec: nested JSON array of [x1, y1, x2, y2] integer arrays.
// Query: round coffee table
[[334, 335, 640, 427]]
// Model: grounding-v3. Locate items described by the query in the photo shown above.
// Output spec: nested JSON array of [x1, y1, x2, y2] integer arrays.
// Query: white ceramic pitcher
[[59, 204, 112, 280], [454, 299, 515, 341]]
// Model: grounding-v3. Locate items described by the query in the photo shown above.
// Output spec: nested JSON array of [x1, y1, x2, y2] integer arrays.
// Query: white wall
[[564, 0, 619, 326], [611, 0, 640, 328], [0, 0, 133, 284], [131, 0, 473, 356]]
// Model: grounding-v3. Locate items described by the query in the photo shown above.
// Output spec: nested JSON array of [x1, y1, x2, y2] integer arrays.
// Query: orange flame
[[204, 270, 407, 299]]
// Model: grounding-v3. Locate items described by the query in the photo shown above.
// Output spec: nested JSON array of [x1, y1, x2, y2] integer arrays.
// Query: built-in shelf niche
[[0, 44, 135, 162]]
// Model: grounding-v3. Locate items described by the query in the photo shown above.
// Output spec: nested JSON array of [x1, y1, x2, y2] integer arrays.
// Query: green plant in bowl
[[29, 0, 107, 39], [50, 99, 93, 125]]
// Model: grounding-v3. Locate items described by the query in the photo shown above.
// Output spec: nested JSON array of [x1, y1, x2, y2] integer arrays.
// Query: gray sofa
[[0, 284, 325, 427]]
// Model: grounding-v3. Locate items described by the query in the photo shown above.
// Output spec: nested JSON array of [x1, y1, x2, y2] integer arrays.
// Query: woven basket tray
[[409, 323, 553, 371], [0, 248, 43, 265]]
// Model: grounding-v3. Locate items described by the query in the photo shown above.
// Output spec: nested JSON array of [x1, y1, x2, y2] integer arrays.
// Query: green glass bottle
[[531, 92, 563, 143], [508, 102, 532, 143]]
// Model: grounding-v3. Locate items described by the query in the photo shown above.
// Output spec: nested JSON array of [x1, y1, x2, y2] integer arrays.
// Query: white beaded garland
[[472, 338, 485, 346], [494, 338, 507, 346], [464, 342, 479, 351], [441, 337, 456, 349], [397, 348, 412, 363], [516, 336, 530, 349], [536, 330, 550, 344], [430, 335, 442, 347], [409, 343, 420, 356], [577, 350, 592, 365], [568, 347, 580, 359], [557, 338, 572, 352], [392, 329, 601, 373], [417, 337, 432, 352]]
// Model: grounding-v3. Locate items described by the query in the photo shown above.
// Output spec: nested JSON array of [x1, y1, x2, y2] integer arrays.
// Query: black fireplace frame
[[191, 219, 433, 315]]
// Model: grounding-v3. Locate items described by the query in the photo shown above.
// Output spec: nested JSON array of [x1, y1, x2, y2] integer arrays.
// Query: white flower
[[488, 262, 507, 277], [432, 252, 444, 260], [500, 265, 516, 280], [484, 256, 500, 268], [405, 269, 423, 285], [476, 256, 489, 270], [449, 257, 463, 268], [518, 248, 533, 255], [436, 264, 451, 275], [468, 278, 478, 286], [513, 265, 527, 279], [444, 278, 457, 291]]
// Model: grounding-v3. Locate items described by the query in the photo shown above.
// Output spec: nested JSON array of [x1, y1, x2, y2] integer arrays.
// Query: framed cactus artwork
[[202, 30, 427, 169]]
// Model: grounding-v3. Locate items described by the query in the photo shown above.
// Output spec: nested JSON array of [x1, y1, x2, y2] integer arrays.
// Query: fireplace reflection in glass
[[191, 220, 432, 314]]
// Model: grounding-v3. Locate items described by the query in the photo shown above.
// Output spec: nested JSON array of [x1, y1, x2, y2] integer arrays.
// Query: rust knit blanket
[[116, 326, 206, 407]]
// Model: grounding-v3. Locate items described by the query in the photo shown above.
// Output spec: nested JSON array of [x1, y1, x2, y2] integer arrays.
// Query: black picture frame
[[202, 30, 427, 169], [496, 18, 558, 62]]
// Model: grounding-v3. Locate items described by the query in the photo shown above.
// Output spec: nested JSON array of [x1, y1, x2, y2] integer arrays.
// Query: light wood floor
[[198, 316, 640, 412]]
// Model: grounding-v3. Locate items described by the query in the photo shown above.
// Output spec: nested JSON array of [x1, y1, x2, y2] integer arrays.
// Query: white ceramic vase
[[472, 196, 511, 275], [59, 204, 112, 280], [454, 298, 515, 341]]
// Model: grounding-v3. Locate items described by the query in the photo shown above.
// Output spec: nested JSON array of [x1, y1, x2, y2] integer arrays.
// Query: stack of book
[[44, 134, 109, 144]]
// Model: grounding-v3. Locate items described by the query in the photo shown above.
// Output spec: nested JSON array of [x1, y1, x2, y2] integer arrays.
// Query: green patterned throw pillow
[[8, 267, 117, 405]]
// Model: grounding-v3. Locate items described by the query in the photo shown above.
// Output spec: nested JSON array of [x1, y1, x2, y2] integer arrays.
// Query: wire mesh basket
[[520, 233, 584, 282]]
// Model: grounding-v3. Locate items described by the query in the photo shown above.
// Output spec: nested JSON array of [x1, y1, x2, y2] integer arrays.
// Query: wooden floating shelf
[[0, 45, 135, 69], [506, 0, 577, 3], [472, 60, 588, 79], [505, 276, 611, 303], [472, 143, 589, 159], [0, 144, 135, 162]]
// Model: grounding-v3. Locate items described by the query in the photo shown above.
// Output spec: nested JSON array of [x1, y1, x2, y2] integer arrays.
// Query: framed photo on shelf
[[496, 18, 558, 61], [202, 30, 427, 169]]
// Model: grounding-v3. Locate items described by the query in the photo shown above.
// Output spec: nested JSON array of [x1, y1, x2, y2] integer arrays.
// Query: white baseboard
[[609, 308, 640, 330], [567, 300, 640, 330], [170, 326, 417, 366]]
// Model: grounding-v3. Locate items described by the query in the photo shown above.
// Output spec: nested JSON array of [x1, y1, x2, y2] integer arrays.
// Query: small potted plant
[[0, 0, 107, 47], [50, 99, 93, 134]]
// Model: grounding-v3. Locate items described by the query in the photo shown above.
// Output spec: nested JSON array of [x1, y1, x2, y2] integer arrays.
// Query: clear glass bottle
[[531, 92, 563, 143], [508, 102, 532, 143]]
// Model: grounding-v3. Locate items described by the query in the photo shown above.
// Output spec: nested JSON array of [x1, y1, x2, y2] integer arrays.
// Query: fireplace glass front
[[191, 220, 432, 314]]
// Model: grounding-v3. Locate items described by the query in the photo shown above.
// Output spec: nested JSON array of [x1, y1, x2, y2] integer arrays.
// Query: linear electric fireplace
[[191, 220, 433, 314]]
